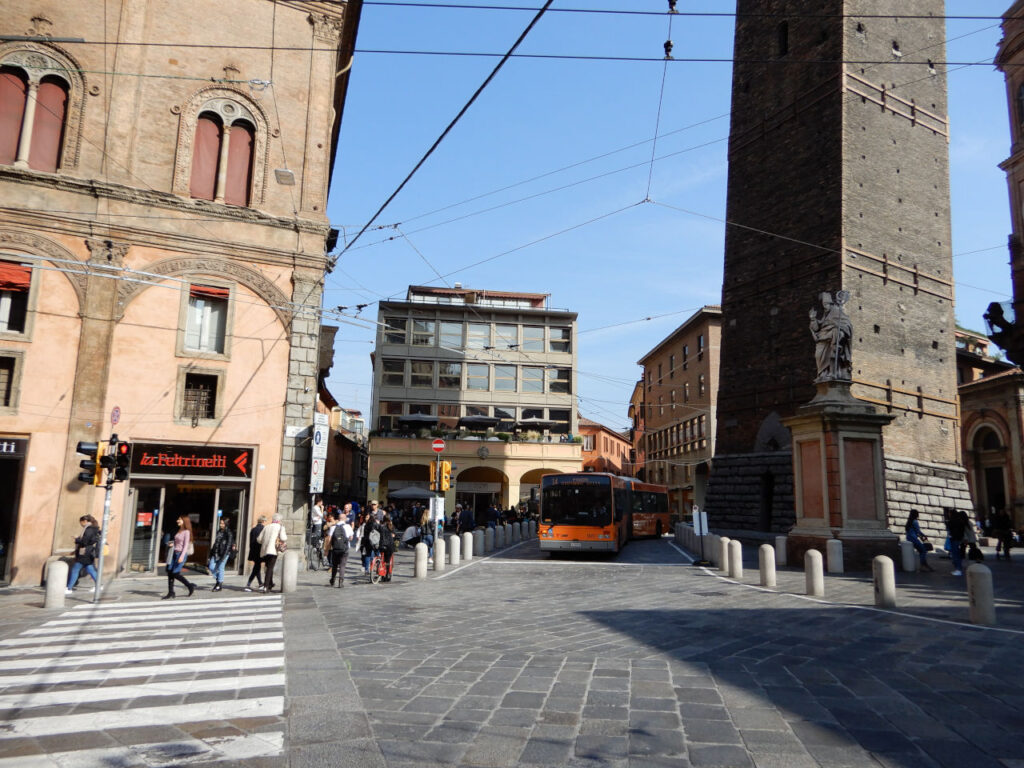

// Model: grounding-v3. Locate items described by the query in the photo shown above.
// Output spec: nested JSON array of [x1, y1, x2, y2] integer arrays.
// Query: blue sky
[[323, 1, 1014, 432]]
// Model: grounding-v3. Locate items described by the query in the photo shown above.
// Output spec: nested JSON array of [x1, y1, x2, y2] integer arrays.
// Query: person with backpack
[[66, 515, 100, 594], [378, 517, 396, 581], [243, 516, 266, 592], [327, 513, 354, 587], [361, 514, 382, 578]]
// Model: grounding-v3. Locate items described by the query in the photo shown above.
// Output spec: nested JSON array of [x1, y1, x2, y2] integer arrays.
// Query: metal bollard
[[281, 549, 300, 593], [826, 539, 844, 574], [495, 526, 505, 549], [512, 522, 521, 543], [44, 559, 68, 609], [434, 537, 446, 572], [804, 549, 824, 597], [775, 535, 787, 567], [728, 540, 743, 579], [759, 544, 776, 587], [718, 536, 731, 573], [462, 531, 474, 561], [967, 564, 996, 626], [414, 542, 429, 579], [873, 555, 896, 609], [484, 527, 494, 553], [448, 534, 461, 566], [473, 529, 484, 556], [899, 540, 918, 573]]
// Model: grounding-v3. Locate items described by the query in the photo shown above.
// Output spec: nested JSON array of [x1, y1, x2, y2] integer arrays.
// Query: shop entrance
[[0, 443, 25, 584], [128, 482, 247, 573]]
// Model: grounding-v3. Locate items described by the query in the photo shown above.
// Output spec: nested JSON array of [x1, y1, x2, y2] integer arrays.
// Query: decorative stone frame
[[0, 348, 26, 412], [173, 364, 225, 427], [0, 42, 87, 170], [0, 229, 86, 337], [174, 277, 236, 363], [171, 86, 271, 206]]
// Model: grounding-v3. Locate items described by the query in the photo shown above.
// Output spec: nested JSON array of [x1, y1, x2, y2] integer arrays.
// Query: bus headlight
[[546, 527, 554, 537]]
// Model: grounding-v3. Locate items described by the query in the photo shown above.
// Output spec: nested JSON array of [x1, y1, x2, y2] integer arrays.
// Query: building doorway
[[0, 440, 26, 584]]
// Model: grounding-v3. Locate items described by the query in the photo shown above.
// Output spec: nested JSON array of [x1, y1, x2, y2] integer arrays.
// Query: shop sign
[[0, 438, 28, 458], [131, 443, 254, 478], [456, 481, 500, 493]]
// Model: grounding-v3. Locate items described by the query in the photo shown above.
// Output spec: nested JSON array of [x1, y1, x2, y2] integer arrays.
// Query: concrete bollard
[[448, 534, 461, 566], [826, 539, 844, 574], [462, 531, 474, 562], [873, 555, 896, 609], [434, 537, 446, 572], [44, 559, 68, 609], [775, 536, 787, 567], [495, 526, 505, 549], [804, 549, 824, 597], [759, 544, 776, 588], [503, 524, 511, 544], [281, 549, 300, 593], [707, 534, 719, 566], [484, 527, 494, 553], [899, 540, 918, 573], [529, 520, 536, 538], [414, 542, 429, 579], [967, 564, 996, 626], [718, 536, 731, 573], [728, 540, 743, 579], [473, 529, 484, 556]]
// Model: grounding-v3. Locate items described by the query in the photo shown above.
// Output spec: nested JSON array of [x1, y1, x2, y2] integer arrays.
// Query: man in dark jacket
[[209, 517, 235, 592]]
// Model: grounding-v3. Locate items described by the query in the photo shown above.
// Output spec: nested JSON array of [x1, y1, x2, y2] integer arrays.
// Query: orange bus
[[538, 473, 669, 554]]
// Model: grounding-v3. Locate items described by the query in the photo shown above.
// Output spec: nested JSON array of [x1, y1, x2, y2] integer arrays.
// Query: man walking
[[327, 513, 353, 587]]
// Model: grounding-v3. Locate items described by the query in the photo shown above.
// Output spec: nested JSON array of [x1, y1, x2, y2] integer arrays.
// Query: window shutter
[[189, 114, 221, 201], [208, 298, 227, 353], [0, 261, 31, 291], [224, 121, 254, 206], [185, 297, 202, 349], [29, 77, 67, 172], [0, 68, 27, 166], [189, 284, 229, 299]]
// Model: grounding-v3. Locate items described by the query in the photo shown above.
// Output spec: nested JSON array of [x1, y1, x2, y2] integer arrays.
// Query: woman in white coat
[[256, 513, 287, 592]]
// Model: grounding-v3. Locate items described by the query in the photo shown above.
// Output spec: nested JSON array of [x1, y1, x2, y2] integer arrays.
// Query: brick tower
[[705, 0, 970, 537]]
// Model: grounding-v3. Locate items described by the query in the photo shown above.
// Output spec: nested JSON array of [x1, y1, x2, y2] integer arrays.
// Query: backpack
[[330, 524, 349, 552], [379, 526, 394, 551], [368, 526, 381, 548]]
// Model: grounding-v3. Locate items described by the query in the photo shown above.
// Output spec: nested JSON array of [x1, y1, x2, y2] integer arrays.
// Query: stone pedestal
[[783, 381, 898, 570]]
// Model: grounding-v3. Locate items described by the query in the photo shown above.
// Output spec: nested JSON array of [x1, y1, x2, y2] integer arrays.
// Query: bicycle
[[368, 550, 393, 584], [305, 533, 327, 571]]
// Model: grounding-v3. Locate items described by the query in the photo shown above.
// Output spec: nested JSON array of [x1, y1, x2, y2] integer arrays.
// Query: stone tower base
[[704, 452, 795, 533], [884, 456, 972, 540]]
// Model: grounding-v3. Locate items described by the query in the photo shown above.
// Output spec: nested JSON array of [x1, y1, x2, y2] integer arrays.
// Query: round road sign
[[431, 438, 445, 453]]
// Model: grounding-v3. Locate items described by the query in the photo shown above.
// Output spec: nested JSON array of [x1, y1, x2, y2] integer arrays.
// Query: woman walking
[[66, 515, 100, 594], [244, 516, 266, 592], [256, 513, 287, 592], [208, 516, 235, 591], [164, 516, 197, 599], [905, 509, 934, 572]]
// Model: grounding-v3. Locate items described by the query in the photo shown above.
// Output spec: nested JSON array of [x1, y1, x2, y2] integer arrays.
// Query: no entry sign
[[431, 438, 445, 453]]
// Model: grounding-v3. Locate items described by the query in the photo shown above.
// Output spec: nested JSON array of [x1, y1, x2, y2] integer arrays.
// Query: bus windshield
[[541, 481, 612, 526]]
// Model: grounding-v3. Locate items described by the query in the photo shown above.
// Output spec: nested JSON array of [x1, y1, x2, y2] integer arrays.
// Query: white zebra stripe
[[70, 596, 280, 612], [0, 641, 283, 672], [23, 614, 282, 634], [0, 655, 282, 687], [0, 629, 283, 654]]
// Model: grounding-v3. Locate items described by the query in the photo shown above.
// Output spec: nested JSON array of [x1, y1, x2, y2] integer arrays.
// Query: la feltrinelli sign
[[131, 443, 254, 478]]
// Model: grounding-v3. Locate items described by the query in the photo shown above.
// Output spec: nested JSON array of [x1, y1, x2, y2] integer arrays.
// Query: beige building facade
[[0, 0, 360, 584], [636, 306, 721, 516], [368, 285, 581, 520]]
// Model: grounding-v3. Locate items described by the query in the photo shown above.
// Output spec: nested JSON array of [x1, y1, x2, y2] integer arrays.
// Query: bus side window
[[614, 489, 627, 521]]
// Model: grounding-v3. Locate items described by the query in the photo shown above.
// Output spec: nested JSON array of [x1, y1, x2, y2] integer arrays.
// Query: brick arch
[[171, 86, 271, 205], [0, 228, 85, 310], [965, 416, 1011, 453], [115, 256, 291, 328]]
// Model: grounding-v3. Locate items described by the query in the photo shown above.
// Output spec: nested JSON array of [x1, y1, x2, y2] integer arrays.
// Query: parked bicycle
[[305, 530, 326, 571]]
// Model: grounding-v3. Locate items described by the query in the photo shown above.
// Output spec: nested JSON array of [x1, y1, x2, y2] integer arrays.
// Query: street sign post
[[431, 438, 445, 453], [310, 414, 328, 494], [110, 406, 120, 426]]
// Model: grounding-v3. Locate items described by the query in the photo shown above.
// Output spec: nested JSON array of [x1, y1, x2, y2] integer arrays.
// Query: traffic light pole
[[92, 474, 114, 604], [435, 452, 442, 546]]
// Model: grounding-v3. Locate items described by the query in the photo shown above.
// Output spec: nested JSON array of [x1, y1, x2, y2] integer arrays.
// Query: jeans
[[67, 561, 97, 588], [949, 537, 964, 571], [362, 550, 376, 572], [910, 538, 928, 565], [208, 554, 229, 583], [422, 534, 434, 558]]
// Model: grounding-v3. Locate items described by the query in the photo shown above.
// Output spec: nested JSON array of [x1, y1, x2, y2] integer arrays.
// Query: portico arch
[[378, 462, 430, 503], [455, 465, 508, 520]]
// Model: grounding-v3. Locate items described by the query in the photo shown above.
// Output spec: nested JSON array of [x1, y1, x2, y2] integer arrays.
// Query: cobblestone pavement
[[2, 538, 1022, 767]]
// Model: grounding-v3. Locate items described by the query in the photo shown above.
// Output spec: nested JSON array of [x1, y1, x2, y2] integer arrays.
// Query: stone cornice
[[0, 166, 330, 236]]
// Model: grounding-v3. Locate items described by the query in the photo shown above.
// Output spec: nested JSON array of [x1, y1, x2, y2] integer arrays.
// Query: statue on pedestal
[[809, 290, 852, 383]]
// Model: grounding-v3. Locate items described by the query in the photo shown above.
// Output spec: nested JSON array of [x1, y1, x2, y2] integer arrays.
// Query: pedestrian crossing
[[0, 595, 286, 766]]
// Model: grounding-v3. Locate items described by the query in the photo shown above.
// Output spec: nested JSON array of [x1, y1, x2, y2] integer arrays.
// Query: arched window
[[0, 54, 71, 172], [186, 100, 258, 206], [976, 427, 1002, 452]]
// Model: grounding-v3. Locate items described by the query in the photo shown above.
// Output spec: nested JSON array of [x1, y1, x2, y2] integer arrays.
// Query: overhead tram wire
[[339, 0, 556, 255]]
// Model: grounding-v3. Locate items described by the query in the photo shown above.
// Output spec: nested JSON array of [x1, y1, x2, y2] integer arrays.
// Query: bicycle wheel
[[370, 557, 382, 584], [314, 545, 326, 570]]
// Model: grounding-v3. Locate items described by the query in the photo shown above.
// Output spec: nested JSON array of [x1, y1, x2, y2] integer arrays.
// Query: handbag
[[275, 533, 287, 554], [923, 542, 934, 552], [187, 541, 195, 556]]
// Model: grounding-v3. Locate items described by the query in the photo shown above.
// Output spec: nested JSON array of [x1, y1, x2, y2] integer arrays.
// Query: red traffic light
[[116, 442, 130, 457]]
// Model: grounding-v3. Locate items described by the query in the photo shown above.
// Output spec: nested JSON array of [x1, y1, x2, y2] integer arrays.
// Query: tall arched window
[[188, 101, 257, 206], [0, 55, 71, 172]]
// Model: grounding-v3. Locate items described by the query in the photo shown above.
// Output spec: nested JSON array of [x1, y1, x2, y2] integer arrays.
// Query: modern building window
[[438, 403, 459, 429], [378, 400, 402, 431], [438, 361, 461, 388], [523, 326, 544, 352], [670, 390, 676, 410], [682, 344, 689, 369], [467, 363, 489, 390], [185, 284, 228, 354], [494, 365, 516, 391], [697, 334, 705, 360], [659, 396, 664, 416], [466, 322, 489, 349], [495, 323, 518, 349], [182, 372, 218, 421], [698, 373, 706, 397], [522, 407, 544, 420], [549, 409, 571, 434], [549, 327, 571, 353], [494, 406, 515, 430], [467, 404, 489, 417], [408, 402, 432, 415], [410, 360, 434, 388], [548, 368, 571, 394], [684, 382, 690, 402], [411, 319, 435, 346], [439, 321, 462, 349], [0, 260, 31, 333], [669, 354, 675, 378], [0, 354, 19, 408], [657, 363, 663, 383], [381, 359, 405, 387], [582, 434, 595, 451], [0, 65, 69, 172], [384, 316, 407, 344], [522, 366, 544, 393]]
